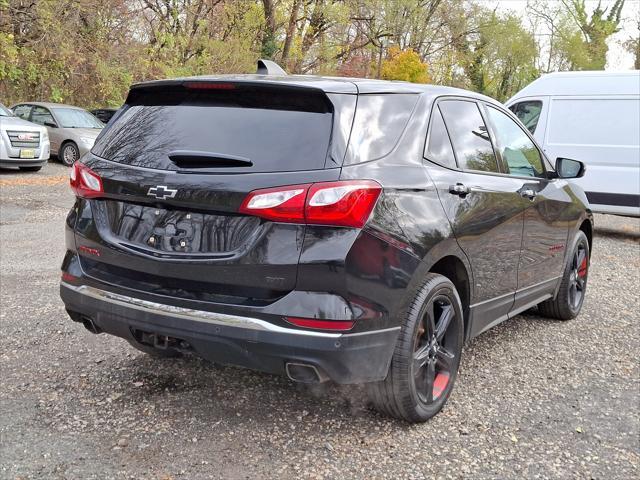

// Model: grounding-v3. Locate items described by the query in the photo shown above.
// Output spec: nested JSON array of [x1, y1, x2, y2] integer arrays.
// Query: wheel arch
[[579, 218, 593, 255]]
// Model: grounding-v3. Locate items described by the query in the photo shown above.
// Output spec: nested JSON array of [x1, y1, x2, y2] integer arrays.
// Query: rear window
[[92, 85, 336, 173]]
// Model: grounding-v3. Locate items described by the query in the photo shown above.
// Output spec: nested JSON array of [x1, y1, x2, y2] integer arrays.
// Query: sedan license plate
[[19, 149, 36, 159]]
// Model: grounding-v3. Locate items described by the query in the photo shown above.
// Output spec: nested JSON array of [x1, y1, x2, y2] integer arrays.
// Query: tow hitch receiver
[[132, 329, 190, 351]]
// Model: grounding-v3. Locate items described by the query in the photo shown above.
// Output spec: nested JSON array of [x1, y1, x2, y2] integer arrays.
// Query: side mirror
[[555, 157, 585, 179], [44, 121, 57, 128]]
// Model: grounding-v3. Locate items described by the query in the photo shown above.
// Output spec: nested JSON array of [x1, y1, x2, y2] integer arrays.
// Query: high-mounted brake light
[[184, 81, 236, 90], [239, 180, 381, 228], [70, 162, 104, 198]]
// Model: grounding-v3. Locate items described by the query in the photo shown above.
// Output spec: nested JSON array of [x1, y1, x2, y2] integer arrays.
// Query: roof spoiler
[[256, 59, 287, 76]]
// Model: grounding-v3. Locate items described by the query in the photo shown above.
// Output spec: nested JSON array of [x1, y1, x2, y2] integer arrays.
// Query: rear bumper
[[0, 158, 48, 168], [60, 282, 399, 384]]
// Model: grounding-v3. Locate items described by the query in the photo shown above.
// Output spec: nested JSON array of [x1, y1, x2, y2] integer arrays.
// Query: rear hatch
[[74, 80, 356, 306]]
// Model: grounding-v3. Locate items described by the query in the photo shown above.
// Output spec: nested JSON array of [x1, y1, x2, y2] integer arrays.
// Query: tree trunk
[[261, 0, 277, 59], [281, 0, 302, 69]]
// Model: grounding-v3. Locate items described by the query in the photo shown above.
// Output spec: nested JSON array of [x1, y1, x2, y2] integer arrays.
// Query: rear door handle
[[449, 183, 470, 196], [520, 188, 537, 200]]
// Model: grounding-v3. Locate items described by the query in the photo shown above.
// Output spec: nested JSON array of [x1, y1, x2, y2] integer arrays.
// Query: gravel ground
[[1, 162, 638, 479]]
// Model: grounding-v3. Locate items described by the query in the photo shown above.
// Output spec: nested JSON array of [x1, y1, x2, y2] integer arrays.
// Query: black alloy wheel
[[538, 230, 590, 320], [413, 294, 458, 405], [368, 273, 464, 422]]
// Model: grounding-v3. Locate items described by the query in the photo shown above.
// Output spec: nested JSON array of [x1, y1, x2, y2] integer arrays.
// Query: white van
[[506, 71, 640, 217]]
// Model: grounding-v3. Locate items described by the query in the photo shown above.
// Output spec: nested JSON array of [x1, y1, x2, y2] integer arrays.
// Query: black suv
[[60, 70, 592, 422]]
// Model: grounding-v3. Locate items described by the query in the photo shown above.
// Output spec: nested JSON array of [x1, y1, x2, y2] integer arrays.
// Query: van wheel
[[60, 141, 79, 166], [367, 273, 464, 422], [127, 340, 182, 358], [538, 230, 590, 320]]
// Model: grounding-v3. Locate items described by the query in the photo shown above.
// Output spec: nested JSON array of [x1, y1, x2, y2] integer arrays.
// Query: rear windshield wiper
[[168, 150, 253, 168]]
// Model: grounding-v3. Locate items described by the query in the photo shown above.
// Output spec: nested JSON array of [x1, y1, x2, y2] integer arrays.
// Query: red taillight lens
[[285, 317, 355, 331], [70, 162, 103, 198], [306, 180, 381, 227], [239, 180, 381, 228], [239, 184, 310, 223]]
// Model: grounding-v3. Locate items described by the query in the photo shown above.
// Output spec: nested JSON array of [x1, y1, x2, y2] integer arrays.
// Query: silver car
[[11, 102, 104, 166], [0, 103, 50, 171]]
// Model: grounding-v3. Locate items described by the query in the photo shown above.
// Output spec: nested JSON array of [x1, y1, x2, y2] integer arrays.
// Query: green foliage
[[0, 0, 632, 108], [381, 47, 430, 83], [561, 0, 625, 69]]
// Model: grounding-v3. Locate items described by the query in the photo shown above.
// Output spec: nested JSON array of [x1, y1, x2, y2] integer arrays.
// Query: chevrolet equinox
[[60, 69, 593, 422]]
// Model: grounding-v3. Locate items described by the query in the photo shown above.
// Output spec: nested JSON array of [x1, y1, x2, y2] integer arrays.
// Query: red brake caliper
[[433, 372, 450, 400], [578, 256, 588, 278]]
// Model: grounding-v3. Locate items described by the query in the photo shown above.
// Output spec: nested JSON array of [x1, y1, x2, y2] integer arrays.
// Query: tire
[[367, 273, 464, 422], [59, 141, 80, 166], [127, 340, 182, 358], [538, 230, 590, 320], [19, 166, 42, 172]]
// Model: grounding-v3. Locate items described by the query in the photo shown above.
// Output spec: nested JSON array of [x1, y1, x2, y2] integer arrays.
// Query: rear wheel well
[[429, 256, 471, 340], [579, 219, 593, 254]]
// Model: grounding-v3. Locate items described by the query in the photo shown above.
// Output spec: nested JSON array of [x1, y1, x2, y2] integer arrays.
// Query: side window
[[439, 100, 499, 173], [424, 106, 456, 168], [346, 94, 419, 164], [486, 106, 544, 178], [509, 101, 542, 134], [30, 106, 55, 126], [12, 104, 31, 120]]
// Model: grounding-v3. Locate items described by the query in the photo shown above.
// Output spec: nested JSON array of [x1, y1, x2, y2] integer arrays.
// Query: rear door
[[29, 106, 60, 152], [75, 81, 356, 306], [483, 104, 570, 310], [425, 98, 528, 336]]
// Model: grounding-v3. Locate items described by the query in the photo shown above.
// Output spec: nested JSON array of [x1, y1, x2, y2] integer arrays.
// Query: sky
[[488, 0, 639, 69]]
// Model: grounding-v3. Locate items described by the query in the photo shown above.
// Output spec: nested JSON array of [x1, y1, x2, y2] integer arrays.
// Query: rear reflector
[[70, 162, 103, 199], [239, 180, 381, 228], [285, 317, 355, 331], [61, 272, 78, 283]]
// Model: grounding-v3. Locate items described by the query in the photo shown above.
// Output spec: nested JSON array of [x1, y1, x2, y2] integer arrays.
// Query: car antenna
[[256, 59, 287, 76]]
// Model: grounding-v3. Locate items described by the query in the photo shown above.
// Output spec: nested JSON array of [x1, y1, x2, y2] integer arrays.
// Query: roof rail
[[256, 59, 287, 76]]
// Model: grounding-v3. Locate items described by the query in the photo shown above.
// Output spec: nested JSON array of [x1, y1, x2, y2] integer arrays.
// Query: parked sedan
[[11, 102, 104, 166], [0, 103, 50, 171]]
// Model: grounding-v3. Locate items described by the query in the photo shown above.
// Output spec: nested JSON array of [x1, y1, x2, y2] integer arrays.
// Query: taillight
[[285, 317, 355, 331], [239, 184, 310, 223], [70, 162, 103, 198], [306, 181, 381, 227], [239, 180, 381, 228]]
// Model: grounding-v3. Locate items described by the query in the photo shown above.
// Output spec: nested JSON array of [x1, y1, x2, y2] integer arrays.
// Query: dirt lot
[[1, 162, 638, 479]]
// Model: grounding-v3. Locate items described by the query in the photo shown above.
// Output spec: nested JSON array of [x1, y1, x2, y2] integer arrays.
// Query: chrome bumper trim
[[61, 282, 344, 338]]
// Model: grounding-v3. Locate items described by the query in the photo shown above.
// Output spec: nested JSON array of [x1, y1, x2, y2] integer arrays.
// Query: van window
[[424, 106, 456, 168], [509, 101, 542, 134], [345, 94, 418, 164], [93, 86, 335, 173], [439, 100, 499, 174], [486, 106, 544, 178], [547, 98, 640, 146]]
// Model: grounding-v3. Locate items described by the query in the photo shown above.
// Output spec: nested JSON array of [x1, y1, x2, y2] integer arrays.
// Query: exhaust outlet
[[285, 362, 327, 384], [81, 317, 102, 334]]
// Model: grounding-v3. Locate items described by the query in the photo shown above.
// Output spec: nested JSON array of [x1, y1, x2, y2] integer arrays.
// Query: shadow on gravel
[[595, 227, 640, 243], [70, 309, 556, 431]]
